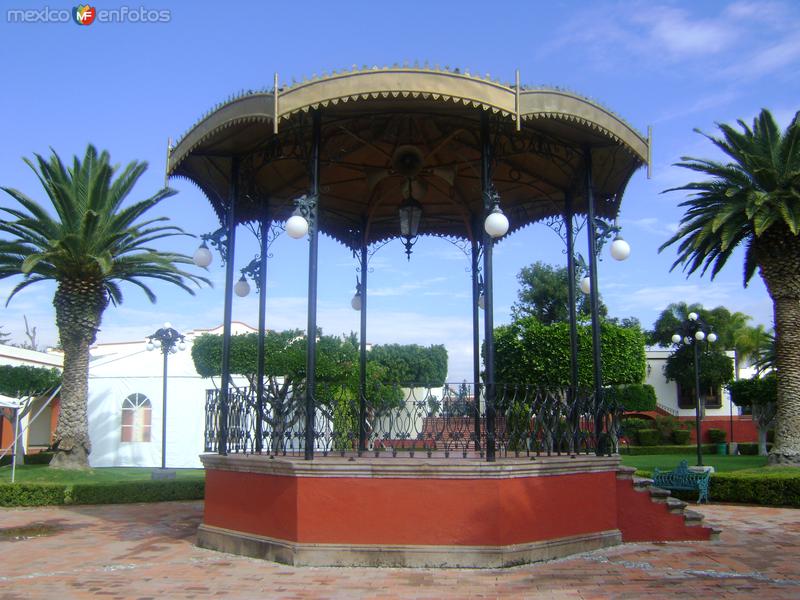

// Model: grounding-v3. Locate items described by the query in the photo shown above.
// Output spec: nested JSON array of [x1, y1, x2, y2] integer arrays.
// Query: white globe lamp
[[193, 243, 213, 268], [695, 330, 705, 341], [351, 293, 362, 311], [286, 215, 309, 239], [671, 334, 682, 344], [484, 208, 509, 238], [579, 276, 591, 295], [610, 236, 631, 261], [707, 333, 717, 343], [234, 276, 251, 297]]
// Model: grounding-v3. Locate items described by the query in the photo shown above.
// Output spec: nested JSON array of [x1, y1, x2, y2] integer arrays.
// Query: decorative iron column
[[255, 214, 269, 453], [219, 157, 239, 456], [584, 148, 604, 454], [358, 241, 368, 453], [481, 113, 496, 463], [471, 236, 482, 454], [564, 192, 579, 397], [304, 112, 321, 460]]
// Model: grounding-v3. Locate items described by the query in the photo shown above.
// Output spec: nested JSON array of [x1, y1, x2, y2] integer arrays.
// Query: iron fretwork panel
[[203, 382, 622, 458]]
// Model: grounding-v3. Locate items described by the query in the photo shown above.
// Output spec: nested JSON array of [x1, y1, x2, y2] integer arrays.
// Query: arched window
[[121, 393, 152, 442]]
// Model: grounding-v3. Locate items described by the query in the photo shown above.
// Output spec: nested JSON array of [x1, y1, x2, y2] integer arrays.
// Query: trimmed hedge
[[648, 470, 800, 507], [637, 429, 661, 446], [672, 429, 691, 444], [0, 479, 204, 507], [0, 483, 66, 507], [708, 429, 727, 443], [738, 442, 773, 456], [710, 471, 800, 507], [608, 384, 657, 411]]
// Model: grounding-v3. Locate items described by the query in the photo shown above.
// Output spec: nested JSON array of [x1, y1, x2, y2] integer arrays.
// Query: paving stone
[[1, 501, 798, 598]]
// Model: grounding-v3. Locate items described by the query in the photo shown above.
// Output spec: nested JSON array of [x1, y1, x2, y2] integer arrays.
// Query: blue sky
[[1, 0, 798, 380]]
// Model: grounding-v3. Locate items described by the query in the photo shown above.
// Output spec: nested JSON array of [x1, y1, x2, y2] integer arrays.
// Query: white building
[[644, 348, 749, 418]]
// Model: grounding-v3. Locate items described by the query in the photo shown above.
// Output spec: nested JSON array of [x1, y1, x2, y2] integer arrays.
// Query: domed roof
[[168, 66, 650, 249]]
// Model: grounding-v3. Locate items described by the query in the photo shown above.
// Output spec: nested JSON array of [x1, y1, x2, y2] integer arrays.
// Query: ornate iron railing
[[204, 383, 624, 459]]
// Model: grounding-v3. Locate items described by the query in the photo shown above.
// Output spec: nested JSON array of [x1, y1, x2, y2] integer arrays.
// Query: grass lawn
[[620, 453, 768, 474], [0, 464, 205, 484]]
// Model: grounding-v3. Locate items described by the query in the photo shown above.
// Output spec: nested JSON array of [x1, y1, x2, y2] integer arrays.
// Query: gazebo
[[168, 66, 715, 567]]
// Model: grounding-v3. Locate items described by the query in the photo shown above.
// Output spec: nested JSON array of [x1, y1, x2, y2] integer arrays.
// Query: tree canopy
[[0, 365, 61, 398], [511, 261, 606, 324], [494, 316, 646, 387]]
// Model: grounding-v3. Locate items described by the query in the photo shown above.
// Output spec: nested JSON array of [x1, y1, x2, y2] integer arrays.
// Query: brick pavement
[[1, 501, 798, 599]]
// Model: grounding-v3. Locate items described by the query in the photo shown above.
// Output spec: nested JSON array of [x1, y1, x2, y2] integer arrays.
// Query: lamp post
[[147, 323, 186, 470], [670, 312, 717, 467]]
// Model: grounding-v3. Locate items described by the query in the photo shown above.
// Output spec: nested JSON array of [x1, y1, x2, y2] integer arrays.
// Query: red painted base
[[198, 454, 714, 567]]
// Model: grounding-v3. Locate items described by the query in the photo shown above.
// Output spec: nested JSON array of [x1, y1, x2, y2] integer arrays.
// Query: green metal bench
[[652, 460, 710, 504]]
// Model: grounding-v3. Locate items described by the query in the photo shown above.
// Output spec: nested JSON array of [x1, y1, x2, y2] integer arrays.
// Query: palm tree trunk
[[49, 335, 93, 468], [49, 280, 107, 469], [769, 293, 800, 464], [756, 227, 800, 465]]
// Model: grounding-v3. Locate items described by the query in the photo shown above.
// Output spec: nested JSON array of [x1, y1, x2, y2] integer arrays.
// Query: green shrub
[[653, 415, 680, 443], [672, 429, 691, 444], [637, 429, 661, 446], [737, 442, 773, 455], [710, 471, 800, 507], [620, 417, 652, 440], [68, 480, 204, 505], [0, 483, 66, 507], [24, 452, 54, 465], [708, 429, 727, 443], [0, 479, 204, 507], [609, 384, 657, 411]]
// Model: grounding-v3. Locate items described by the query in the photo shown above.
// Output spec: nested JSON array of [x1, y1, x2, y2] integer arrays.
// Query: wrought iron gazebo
[[168, 66, 651, 463]]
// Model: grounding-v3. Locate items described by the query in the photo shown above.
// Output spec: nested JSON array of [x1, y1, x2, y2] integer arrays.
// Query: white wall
[[645, 348, 739, 418]]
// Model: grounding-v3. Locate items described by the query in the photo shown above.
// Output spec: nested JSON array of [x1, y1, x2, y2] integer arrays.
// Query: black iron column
[[219, 157, 238, 456], [584, 148, 604, 454], [304, 112, 321, 460], [481, 113, 496, 463], [565, 191, 580, 453], [693, 341, 704, 467], [564, 192, 579, 397], [358, 241, 368, 453], [255, 214, 269, 454], [471, 237, 482, 454]]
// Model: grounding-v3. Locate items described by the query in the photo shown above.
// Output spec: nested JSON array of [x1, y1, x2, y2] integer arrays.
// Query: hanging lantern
[[234, 275, 251, 297], [484, 206, 509, 238], [609, 236, 631, 261], [193, 242, 213, 267]]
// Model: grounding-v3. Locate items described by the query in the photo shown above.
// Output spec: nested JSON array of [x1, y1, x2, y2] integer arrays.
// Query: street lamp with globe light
[[671, 311, 717, 467], [146, 323, 186, 472]]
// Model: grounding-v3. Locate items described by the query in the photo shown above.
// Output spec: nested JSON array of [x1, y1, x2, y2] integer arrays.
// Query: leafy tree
[[0, 146, 208, 468], [511, 261, 607, 324], [663, 345, 734, 404], [0, 365, 60, 398], [494, 316, 646, 387], [729, 375, 777, 456], [0, 365, 60, 466], [191, 332, 443, 452], [368, 343, 447, 387], [661, 109, 800, 464], [0, 326, 9, 345]]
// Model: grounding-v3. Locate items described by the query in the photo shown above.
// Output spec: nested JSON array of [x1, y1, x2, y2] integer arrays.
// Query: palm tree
[[661, 108, 800, 465], [0, 145, 209, 469]]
